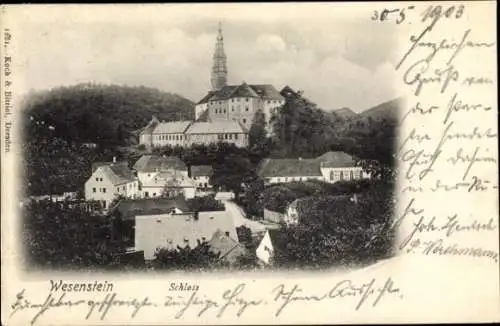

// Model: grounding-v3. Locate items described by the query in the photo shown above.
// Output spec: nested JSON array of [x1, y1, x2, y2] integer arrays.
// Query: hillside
[[334, 107, 357, 118], [21, 83, 195, 145], [358, 96, 404, 121]]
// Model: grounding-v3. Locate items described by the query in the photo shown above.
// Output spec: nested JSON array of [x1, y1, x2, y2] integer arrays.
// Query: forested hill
[[21, 83, 195, 145], [268, 91, 401, 169]]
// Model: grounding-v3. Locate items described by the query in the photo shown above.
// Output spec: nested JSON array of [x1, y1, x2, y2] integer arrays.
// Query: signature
[[272, 277, 401, 317], [10, 289, 153, 325], [9, 280, 402, 324]]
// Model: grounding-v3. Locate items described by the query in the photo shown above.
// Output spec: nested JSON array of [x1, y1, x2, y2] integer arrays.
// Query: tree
[[24, 200, 126, 270], [248, 109, 267, 148], [186, 195, 225, 212], [153, 242, 224, 271], [210, 152, 255, 199]]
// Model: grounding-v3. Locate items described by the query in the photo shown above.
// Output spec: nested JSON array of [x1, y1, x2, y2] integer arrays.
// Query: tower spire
[[211, 22, 228, 91]]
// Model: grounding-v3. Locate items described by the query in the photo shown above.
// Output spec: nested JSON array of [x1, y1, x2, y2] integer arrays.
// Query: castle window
[[330, 171, 334, 181], [245, 107, 249, 111], [224, 134, 228, 139], [92, 187, 96, 193], [246, 98, 249, 102], [359, 170, 363, 179], [234, 133, 238, 139], [102, 188, 107, 193], [242, 119, 246, 124], [95, 177, 99, 182], [223, 109, 226, 113], [350, 170, 354, 180], [340, 171, 344, 180]]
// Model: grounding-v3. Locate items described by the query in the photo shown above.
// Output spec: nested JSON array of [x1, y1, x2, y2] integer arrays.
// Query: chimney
[[112, 156, 116, 163]]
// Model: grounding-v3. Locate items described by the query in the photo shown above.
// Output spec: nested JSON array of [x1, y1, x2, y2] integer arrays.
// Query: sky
[[13, 4, 402, 112]]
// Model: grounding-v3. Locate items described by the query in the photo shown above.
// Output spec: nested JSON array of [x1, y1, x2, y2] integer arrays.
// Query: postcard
[[1, 2, 498, 325]]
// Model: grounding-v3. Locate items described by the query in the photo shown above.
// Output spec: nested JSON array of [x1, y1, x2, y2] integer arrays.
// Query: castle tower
[[211, 22, 228, 91]]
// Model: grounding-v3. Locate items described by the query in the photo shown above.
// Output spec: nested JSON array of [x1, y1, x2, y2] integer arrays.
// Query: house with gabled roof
[[134, 209, 238, 260], [257, 157, 324, 185], [257, 151, 369, 185], [208, 229, 247, 264], [133, 155, 194, 198], [316, 151, 369, 182], [84, 159, 139, 209]]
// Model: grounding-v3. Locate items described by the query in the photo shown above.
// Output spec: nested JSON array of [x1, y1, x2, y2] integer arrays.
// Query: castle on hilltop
[[195, 23, 286, 131], [139, 23, 289, 149]]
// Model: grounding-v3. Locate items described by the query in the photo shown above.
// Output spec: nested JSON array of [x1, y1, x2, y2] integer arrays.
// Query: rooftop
[[190, 165, 213, 177], [113, 197, 190, 221], [316, 151, 356, 168], [257, 158, 322, 178], [185, 121, 246, 134], [136, 210, 238, 249], [152, 121, 192, 134], [133, 155, 187, 173]]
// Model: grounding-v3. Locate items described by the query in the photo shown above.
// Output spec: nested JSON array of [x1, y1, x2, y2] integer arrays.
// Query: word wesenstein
[[50, 280, 114, 292]]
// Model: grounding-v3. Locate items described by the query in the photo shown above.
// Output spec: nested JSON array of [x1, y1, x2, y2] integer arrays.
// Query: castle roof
[[196, 91, 216, 105], [185, 121, 246, 134], [229, 82, 260, 98], [152, 121, 192, 134], [250, 84, 285, 101], [202, 83, 285, 102]]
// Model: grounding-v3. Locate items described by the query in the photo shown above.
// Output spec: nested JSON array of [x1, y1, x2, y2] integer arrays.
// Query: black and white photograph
[[19, 9, 399, 273], [1, 2, 498, 325]]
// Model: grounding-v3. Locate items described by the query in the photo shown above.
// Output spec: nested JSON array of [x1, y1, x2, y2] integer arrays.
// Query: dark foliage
[[186, 195, 225, 212], [153, 242, 227, 271], [21, 83, 195, 146], [272, 180, 395, 268], [23, 200, 126, 270]]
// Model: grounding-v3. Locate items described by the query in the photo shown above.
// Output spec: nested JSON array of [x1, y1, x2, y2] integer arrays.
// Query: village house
[[190, 165, 213, 189], [207, 229, 247, 265], [257, 157, 324, 185], [257, 151, 368, 185], [133, 155, 192, 198], [84, 159, 139, 209], [112, 197, 191, 250], [316, 151, 369, 182], [134, 209, 238, 261], [255, 229, 285, 266]]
